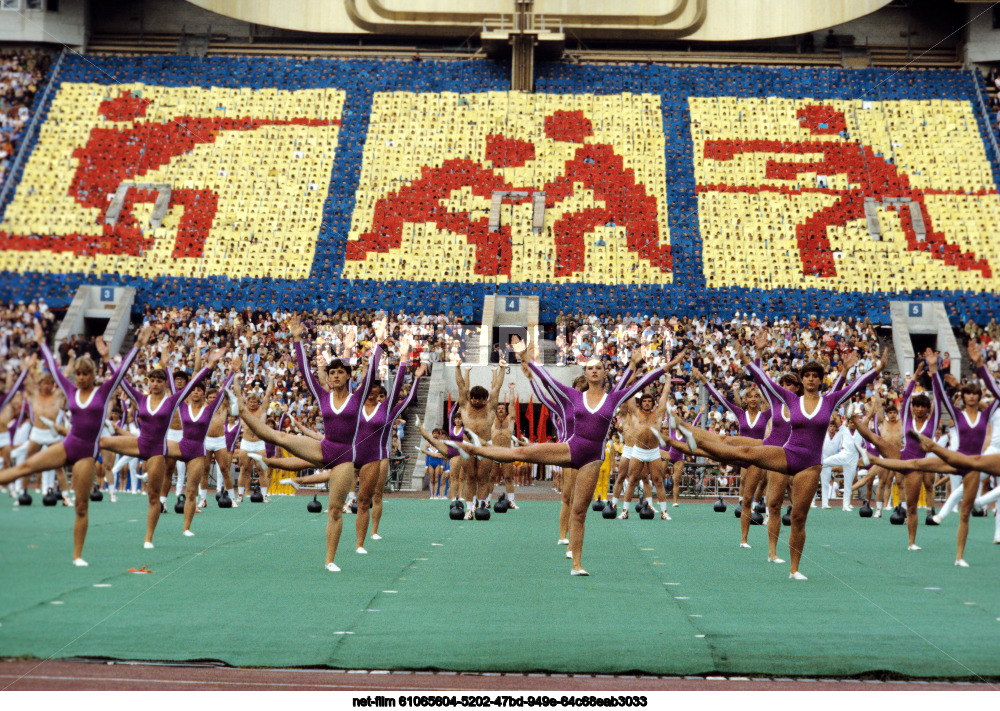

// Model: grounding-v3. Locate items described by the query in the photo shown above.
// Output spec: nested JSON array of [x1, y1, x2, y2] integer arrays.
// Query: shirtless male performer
[[619, 387, 672, 519], [454, 358, 505, 519], [238, 378, 275, 502], [488, 383, 519, 509], [25, 364, 73, 505]]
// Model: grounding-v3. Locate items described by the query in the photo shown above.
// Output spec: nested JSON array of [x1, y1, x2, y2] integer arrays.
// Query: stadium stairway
[[400, 375, 430, 491]]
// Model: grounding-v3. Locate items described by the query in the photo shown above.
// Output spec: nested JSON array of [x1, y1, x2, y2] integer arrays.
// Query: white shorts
[[984, 445, 1000, 457], [29, 426, 60, 446], [240, 439, 265, 454], [631, 445, 661, 463], [0, 431, 9, 448], [621, 445, 634, 460], [205, 435, 227, 453], [167, 428, 183, 442]]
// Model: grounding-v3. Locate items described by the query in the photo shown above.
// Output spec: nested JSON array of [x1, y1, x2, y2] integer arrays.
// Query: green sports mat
[[1, 495, 998, 678]]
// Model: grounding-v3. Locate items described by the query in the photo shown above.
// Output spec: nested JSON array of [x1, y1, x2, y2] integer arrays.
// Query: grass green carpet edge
[[1, 497, 998, 678]]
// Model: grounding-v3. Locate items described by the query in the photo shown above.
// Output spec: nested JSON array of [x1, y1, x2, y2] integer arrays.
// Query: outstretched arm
[[455, 361, 471, 406]]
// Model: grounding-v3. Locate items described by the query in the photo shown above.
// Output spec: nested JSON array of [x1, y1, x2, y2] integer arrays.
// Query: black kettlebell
[[602, 501, 617, 519], [307, 495, 322, 513], [350, 499, 358, 514], [971, 506, 987, 518], [750, 511, 764, 525], [494, 496, 508, 514], [889, 505, 906, 525], [474, 502, 491, 520], [42, 488, 58, 506], [18, 490, 31, 506], [592, 496, 604, 512], [713, 496, 726, 513], [218, 489, 233, 509], [859, 500, 873, 518], [733, 505, 742, 519], [753, 499, 766, 515], [781, 505, 792, 526], [925, 507, 938, 526], [90, 485, 103, 502], [639, 503, 655, 520], [250, 486, 264, 503], [449, 500, 465, 520], [215, 490, 222, 502], [174, 493, 186, 513]]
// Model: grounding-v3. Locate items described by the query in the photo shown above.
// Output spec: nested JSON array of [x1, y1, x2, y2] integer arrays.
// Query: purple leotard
[[529, 361, 665, 469], [177, 373, 234, 462], [934, 367, 999, 476], [747, 360, 878, 476], [118, 366, 211, 460], [224, 420, 242, 453], [445, 401, 463, 460], [703, 379, 771, 468], [898, 376, 941, 461], [666, 411, 703, 462], [40, 343, 138, 465], [296, 340, 381, 468], [355, 364, 422, 467]]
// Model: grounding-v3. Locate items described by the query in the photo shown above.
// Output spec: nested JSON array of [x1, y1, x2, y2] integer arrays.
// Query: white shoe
[[874, 510, 882, 518], [672, 502, 679, 507], [810, 502, 817, 508], [566, 550, 573, 559], [73, 558, 88, 567], [198, 498, 207, 509], [768, 556, 785, 564], [110, 492, 117, 503], [556, 538, 569, 545], [649, 426, 667, 448], [931, 513, 943, 524], [570, 568, 589, 576], [143, 541, 154, 549], [821, 505, 832, 509], [325, 562, 341, 572], [859, 449, 871, 467], [281, 478, 300, 491], [371, 534, 382, 541], [247, 452, 264, 467], [739, 542, 751, 549], [907, 544, 921, 551], [467, 431, 482, 447], [954, 559, 969, 568], [676, 422, 697, 452], [843, 506, 853, 511], [508, 501, 519, 510], [183, 530, 195, 537], [356, 547, 368, 555], [666, 404, 677, 430], [617, 509, 629, 520], [789, 571, 808, 580], [844, 403, 854, 419], [993, 537, 1000, 544], [660, 511, 671, 520]]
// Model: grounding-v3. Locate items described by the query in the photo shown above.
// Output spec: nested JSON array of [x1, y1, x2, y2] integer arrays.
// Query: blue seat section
[[0, 54, 996, 325]]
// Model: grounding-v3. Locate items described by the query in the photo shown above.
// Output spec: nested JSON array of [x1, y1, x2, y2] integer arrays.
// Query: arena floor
[[1, 493, 998, 684]]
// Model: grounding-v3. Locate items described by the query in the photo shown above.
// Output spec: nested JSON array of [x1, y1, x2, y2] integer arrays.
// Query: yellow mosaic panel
[[0, 83, 343, 279], [342, 91, 672, 285], [690, 97, 1000, 292]]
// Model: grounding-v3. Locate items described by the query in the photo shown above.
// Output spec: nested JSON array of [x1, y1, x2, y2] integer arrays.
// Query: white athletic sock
[[994, 508, 1000, 539], [622, 501, 630, 512], [508, 493, 515, 502], [875, 501, 882, 511], [159, 496, 167, 504], [659, 501, 667, 512], [612, 496, 618, 506], [238, 486, 245, 496], [198, 486, 206, 501]]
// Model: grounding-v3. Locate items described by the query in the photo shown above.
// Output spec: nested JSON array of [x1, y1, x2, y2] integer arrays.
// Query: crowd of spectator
[[0, 51, 50, 182]]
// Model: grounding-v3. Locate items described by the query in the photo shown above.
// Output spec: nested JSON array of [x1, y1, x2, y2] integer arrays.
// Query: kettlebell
[[174, 493, 186, 514], [449, 500, 465, 520], [350, 499, 358, 514], [42, 488, 58, 507], [713, 497, 726, 513], [971, 506, 987, 518], [17, 490, 31, 506], [494, 496, 509, 514], [474, 502, 491, 521], [218, 489, 233, 509], [733, 505, 742, 519], [90, 485, 103, 502], [602, 501, 617, 519], [592, 496, 604, 512], [859, 500, 873, 518], [925, 507, 938, 526], [639, 503, 655, 520], [215, 491, 222, 502], [307, 495, 322, 513], [750, 511, 764, 526], [753, 499, 766, 515], [781, 505, 792, 527], [889, 505, 906, 525]]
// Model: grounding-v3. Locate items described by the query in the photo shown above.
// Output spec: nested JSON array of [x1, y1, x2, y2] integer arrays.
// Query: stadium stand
[[0, 53, 998, 326]]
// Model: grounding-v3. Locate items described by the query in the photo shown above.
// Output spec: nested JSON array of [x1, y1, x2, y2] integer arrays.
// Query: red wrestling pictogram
[[0, 90, 338, 259], [700, 104, 992, 278], [347, 110, 671, 278]]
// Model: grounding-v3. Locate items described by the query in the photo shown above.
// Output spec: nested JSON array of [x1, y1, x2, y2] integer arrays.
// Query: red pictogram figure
[[700, 104, 992, 278], [0, 90, 338, 259], [347, 109, 671, 278]]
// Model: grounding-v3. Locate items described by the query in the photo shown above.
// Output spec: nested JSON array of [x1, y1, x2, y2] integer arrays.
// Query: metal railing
[[482, 14, 562, 33]]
